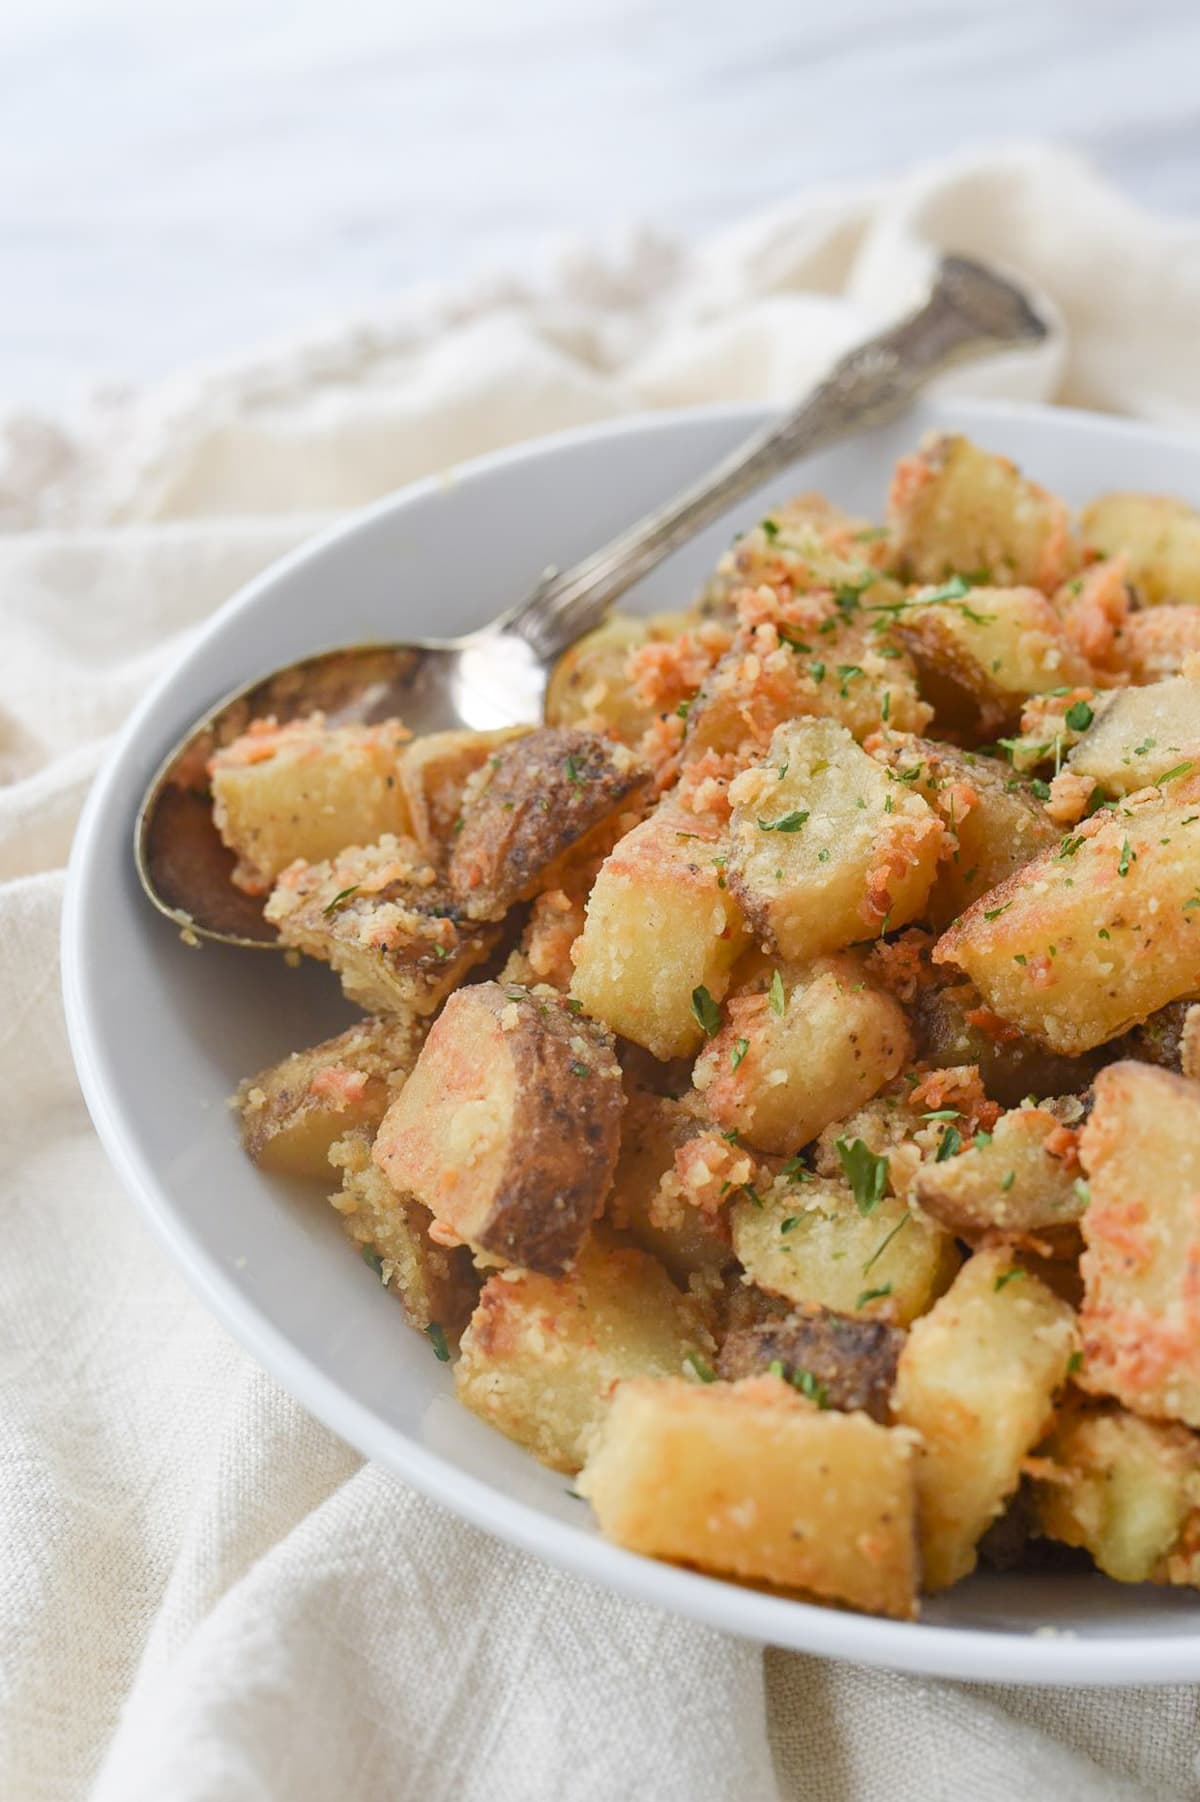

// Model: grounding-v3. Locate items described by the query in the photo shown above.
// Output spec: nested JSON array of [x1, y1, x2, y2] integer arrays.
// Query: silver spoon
[[135, 254, 1047, 947]]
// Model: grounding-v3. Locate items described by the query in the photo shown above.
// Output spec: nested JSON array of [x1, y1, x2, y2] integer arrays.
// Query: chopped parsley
[[935, 1124, 962, 1163], [856, 1284, 892, 1309], [569, 1062, 590, 1078], [564, 754, 584, 787], [690, 985, 722, 1037], [758, 810, 809, 833], [1067, 1350, 1084, 1376], [684, 1351, 717, 1383], [983, 902, 1012, 921], [994, 1268, 1025, 1293], [1064, 700, 1094, 732], [322, 885, 360, 916], [1074, 1178, 1091, 1207], [361, 1246, 385, 1279], [1117, 838, 1135, 877], [1159, 761, 1194, 785], [769, 968, 786, 1016], [760, 516, 780, 541], [731, 1037, 750, 1071], [861, 1213, 910, 1274], [1030, 777, 1051, 801], [425, 1322, 451, 1362], [835, 1138, 889, 1216]]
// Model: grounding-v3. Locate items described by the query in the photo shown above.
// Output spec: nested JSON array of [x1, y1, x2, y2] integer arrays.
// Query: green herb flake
[[1030, 778, 1051, 801], [792, 1368, 830, 1408], [569, 1062, 590, 1078], [1001, 1170, 1016, 1192], [684, 1351, 717, 1383], [780, 1215, 800, 1235], [861, 1213, 910, 1274], [690, 985, 722, 1037], [994, 1268, 1026, 1293], [817, 848, 831, 862], [983, 902, 1012, 922], [935, 1124, 962, 1163], [676, 698, 691, 720], [1159, 762, 1194, 785], [564, 754, 585, 787], [425, 1322, 451, 1362], [758, 810, 809, 833], [1067, 1350, 1084, 1376], [1117, 838, 1135, 877], [856, 1284, 893, 1309], [761, 517, 780, 541], [361, 1246, 385, 1279], [731, 1037, 750, 1071], [1074, 1178, 1091, 1207], [323, 885, 360, 916], [835, 1138, 889, 1216], [1065, 700, 1094, 732], [810, 661, 826, 684], [918, 575, 971, 606], [769, 968, 786, 1016]]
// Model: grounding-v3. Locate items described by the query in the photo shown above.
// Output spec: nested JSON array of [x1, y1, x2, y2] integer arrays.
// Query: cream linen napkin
[[4, 144, 1200, 1802]]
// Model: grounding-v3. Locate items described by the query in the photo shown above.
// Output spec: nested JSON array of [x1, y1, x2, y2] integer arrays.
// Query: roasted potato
[[546, 613, 689, 743], [933, 774, 1200, 1054], [730, 1173, 959, 1329], [1114, 604, 1200, 684], [236, 1014, 423, 1179], [264, 836, 498, 1018], [328, 1131, 478, 1338], [374, 982, 624, 1274], [399, 725, 530, 863], [887, 433, 1078, 591], [1080, 491, 1200, 605], [1065, 676, 1200, 797], [606, 1090, 731, 1286], [577, 1374, 920, 1619], [454, 1234, 710, 1472], [893, 1247, 1077, 1589], [1033, 1394, 1200, 1586], [716, 1306, 903, 1423], [570, 805, 751, 1060], [692, 953, 911, 1155], [448, 728, 650, 922], [726, 719, 944, 960], [913, 1103, 1085, 1247], [896, 585, 1090, 736], [866, 732, 1056, 926], [210, 716, 412, 894], [913, 978, 1107, 1106], [1076, 1062, 1200, 1428]]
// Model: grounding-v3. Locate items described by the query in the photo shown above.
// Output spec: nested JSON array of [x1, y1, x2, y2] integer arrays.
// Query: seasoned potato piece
[[1066, 676, 1200, 797], [210, 716, 411, 894], [578, 1375, 920, 1619], [866, 733, 1056, 926], [606, 1090, 731, 1286], [546, 613, 688, 743], [1115, 604, 1200, 684], [684, 614, 930, 759], [893, 1247, 1077, 1589], [236, 1014, 423, 1179], [399, 725, 530, 863], [730, 1174, 959, 1328], [264, 836, 497, 1017], [887, 433, 1078, 591], [454, 1235, 709, 1472], [933, 776, 1200, 1053], [570, 805, 751, 1060], [896, 585, 1091, 735], [913, 979, 1105, 1106], [1076, 1062, 1200, 1428], [914, 1104, 1085, 1245], [1034, 1396, 1200, 1586], [701, 501, 893, 617], [448, 728, 649, 922], [328, 1132, 477, 1338], [727, 719, 944, 961], [1081, 491, 1200, 606], [692, 954, 911, 1155], [374, 982, 623, 1275], [717, 1307, 903, 1423]]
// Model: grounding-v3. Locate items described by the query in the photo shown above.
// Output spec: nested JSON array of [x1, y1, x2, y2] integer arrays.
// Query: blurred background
[[5, 0, 1200, 414]]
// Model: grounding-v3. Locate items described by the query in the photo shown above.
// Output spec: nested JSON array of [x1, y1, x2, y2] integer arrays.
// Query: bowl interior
[[64, 397, 1200, 1683]]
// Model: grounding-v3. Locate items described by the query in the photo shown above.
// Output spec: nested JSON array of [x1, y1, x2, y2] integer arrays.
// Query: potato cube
[[727, 719, 944, 961], [374, 982, 623, 1275], [577, 1375, 920, 1619], [914, 1104, 1085, 1246], [454, 1235, 710, 1472], [448, 728, 649, 922], [545, 613, 688, 743], [1080, 491, 1200, 606], [264, 835, 498, 1018], [606, 1090, 731, 1286], [210, 716, 411, 894], [896, 585, 1090, 735], [933, 775, 1200, 1053], [866, 733, 1056, 926], [892, 1247, 1077, 1589], [328, 1132, 477, 1338], [570, 805, 751, 1060], [236, 1014, 423, 1179], [887, 433, 1078, 591], [730, 1173, 959, 1329], [1066, 677, 1200, 797], [717, 1308, 903, 1423], [692, 953, 911, 1155], [399, 725, 529, 862], [1076, 1062, 1200, 1428]]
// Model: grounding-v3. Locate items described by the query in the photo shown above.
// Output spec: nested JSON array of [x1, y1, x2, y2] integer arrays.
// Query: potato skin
[[570, 805, 750, 1060], [1077, 1062, 1200, 1429], [399, 725, 530, 863], [896, 586, 1089, 735], [328, 1131, 478, 1338], [692, 954, 911, 1155], [374, 982, 624, 1274], [893, 1247, 1077, 1590], [454, 1235, 709, 1473], [717, 1308, 903, 1423], [448, 728, 650, 921], [933, 774, 1200, 1054], [1066, 676, 1200, 797], [606, 1090, 731, 1286], [913, 978, 1106, 1107], [577, 1375, 921, 1619], [237, 1014, 423, 1179]]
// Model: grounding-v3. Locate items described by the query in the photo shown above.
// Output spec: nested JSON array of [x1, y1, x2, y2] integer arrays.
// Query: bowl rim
[[62, 395, 1200, 1685]]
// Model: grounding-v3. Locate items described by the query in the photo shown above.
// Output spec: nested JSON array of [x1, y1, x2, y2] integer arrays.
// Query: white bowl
[[63, 397, 1200, 1685]]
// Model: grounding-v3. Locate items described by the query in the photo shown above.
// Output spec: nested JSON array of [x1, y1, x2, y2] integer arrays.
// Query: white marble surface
[[4, 0, 1200, 414]]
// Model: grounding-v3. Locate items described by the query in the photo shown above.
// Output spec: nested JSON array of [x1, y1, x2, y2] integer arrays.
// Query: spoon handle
[[501, 255, 1047, 663]]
